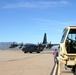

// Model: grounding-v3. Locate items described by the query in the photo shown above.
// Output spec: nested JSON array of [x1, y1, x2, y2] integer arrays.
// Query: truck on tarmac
[[58, 26, 76, 75]]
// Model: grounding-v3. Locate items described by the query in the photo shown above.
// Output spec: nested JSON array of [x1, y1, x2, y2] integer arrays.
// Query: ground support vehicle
[[57, 26, 76, 75]]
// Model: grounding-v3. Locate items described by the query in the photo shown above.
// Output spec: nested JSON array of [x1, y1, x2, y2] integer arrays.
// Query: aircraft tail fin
[[43, 33, 47, 44]]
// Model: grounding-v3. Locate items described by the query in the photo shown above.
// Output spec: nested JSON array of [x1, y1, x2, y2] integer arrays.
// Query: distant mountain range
[[0, 42, 19, 50]]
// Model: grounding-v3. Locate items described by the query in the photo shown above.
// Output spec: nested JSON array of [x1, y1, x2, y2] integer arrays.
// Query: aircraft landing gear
[[29, 52, 33, 53], [24, 51, 27, 53], [36, 51, 40, 53]]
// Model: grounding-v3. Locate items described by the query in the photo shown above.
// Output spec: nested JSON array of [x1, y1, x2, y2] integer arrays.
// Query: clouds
[[1, 0, 69, 9], [30, 17, 76, 33]]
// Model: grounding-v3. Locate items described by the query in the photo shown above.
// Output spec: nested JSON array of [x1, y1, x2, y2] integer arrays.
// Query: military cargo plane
[[9, 33, 47, 53], [9, 33, 59, 53]]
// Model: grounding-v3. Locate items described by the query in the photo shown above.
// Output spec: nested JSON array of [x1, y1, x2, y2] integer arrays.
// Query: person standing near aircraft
[[53, 49, 58, 63]]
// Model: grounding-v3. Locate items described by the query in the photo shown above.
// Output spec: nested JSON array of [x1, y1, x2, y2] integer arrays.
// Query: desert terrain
[[0, 50, 74, 75]]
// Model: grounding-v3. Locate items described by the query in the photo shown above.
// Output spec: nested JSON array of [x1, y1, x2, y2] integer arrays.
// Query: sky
[[0, 0, 76, 44]]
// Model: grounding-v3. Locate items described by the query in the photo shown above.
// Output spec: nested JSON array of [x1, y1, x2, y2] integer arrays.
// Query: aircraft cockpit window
[[61, 29, 68, 43]]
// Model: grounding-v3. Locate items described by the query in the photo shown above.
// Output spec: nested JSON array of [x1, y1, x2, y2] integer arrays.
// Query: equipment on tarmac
[[57, 26, 76, 75]]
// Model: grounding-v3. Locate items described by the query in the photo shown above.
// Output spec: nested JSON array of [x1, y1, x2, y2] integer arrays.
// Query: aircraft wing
[[9, 42, 31, 49], [9, 42, 21, 48], [46, 43, 59, 49], [9, 43, 18, 48]]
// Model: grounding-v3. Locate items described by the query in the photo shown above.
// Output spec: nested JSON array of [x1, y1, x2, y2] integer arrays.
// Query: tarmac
[[0, 50, 74, 75]]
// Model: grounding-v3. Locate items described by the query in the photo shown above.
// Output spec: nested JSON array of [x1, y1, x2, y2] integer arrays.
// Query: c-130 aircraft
[[9, 33, 58, 53]]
